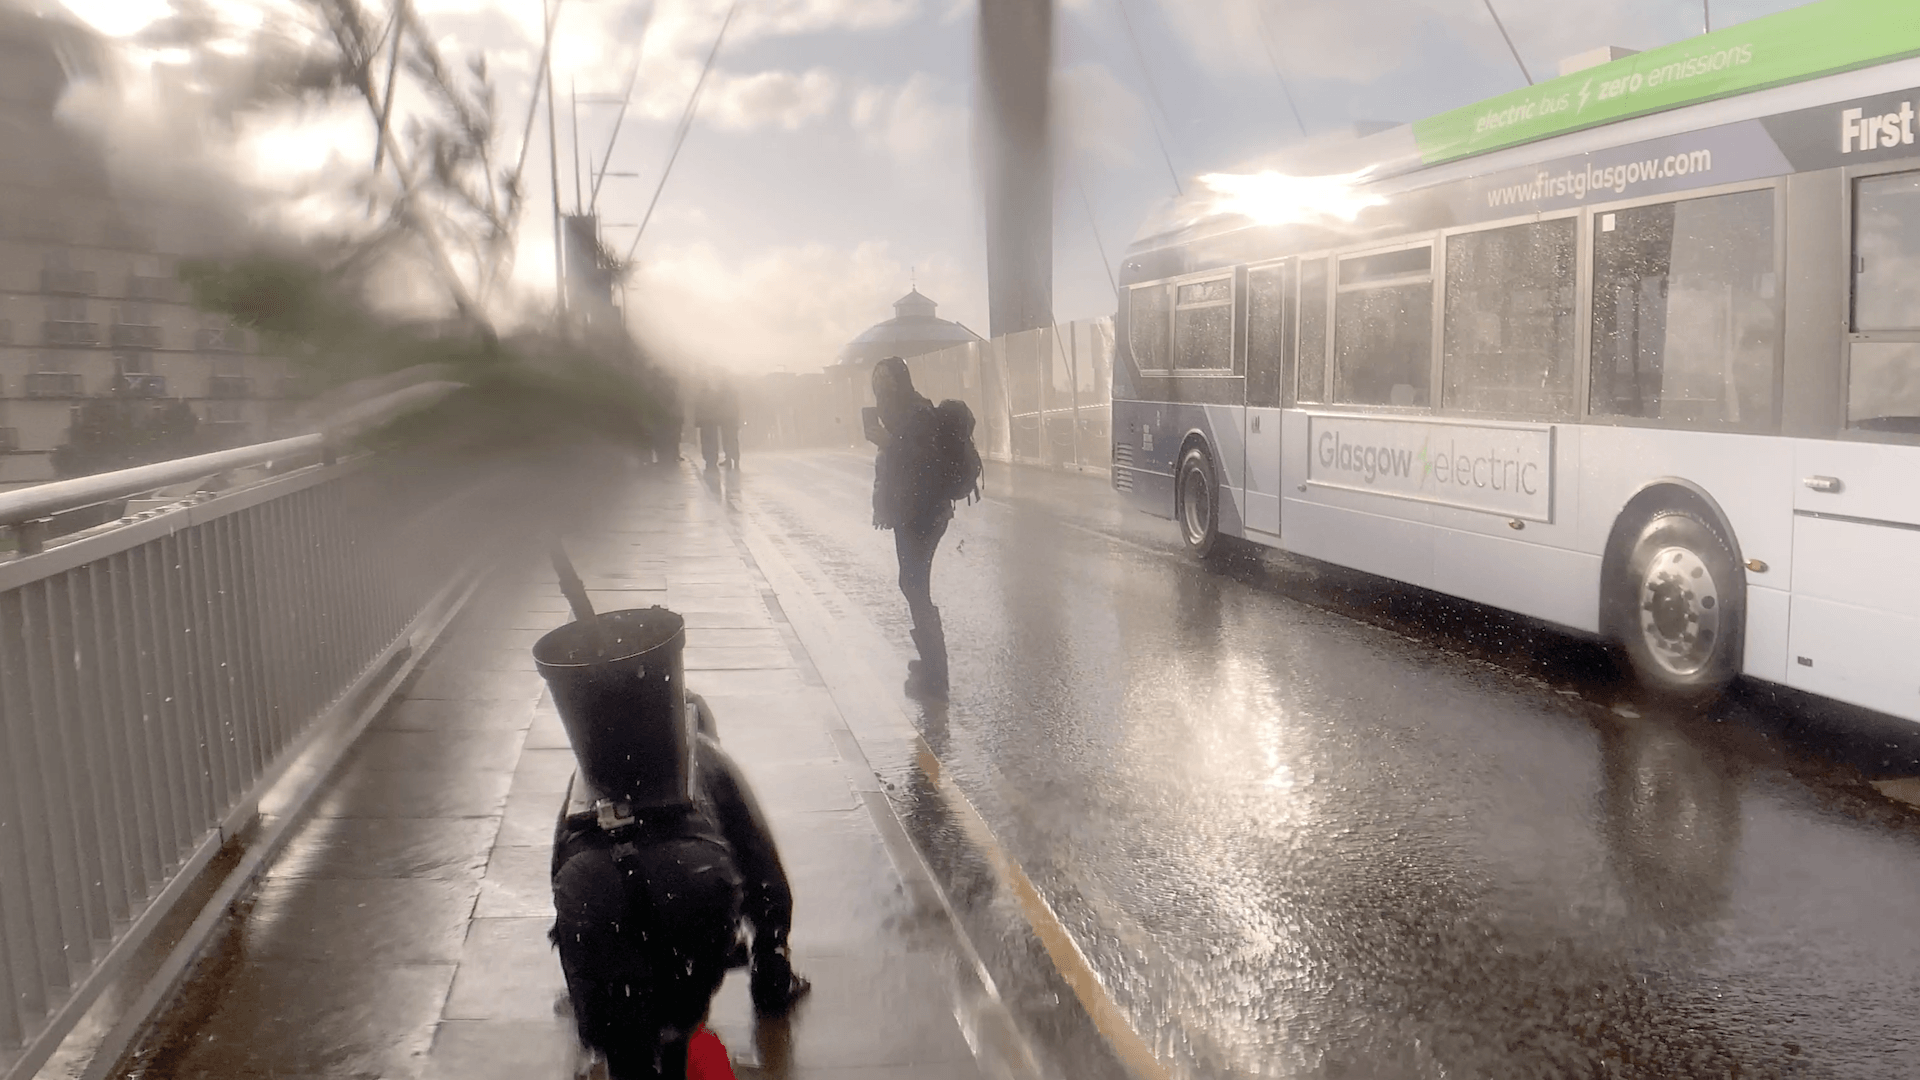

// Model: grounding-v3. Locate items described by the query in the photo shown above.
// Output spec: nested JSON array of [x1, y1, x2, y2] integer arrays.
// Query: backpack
[[931, 399, 983, 504]]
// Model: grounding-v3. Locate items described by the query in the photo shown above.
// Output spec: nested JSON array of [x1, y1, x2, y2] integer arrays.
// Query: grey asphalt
[[719, 449, 1920, 1080]]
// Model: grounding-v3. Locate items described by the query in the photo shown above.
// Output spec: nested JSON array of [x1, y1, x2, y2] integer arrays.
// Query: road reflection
[[1597, 712, 1745, 930]]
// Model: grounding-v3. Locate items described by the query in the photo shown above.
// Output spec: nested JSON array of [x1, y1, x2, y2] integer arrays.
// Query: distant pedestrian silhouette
[[647, 368, 683, 465], [694, 377, 742, 471], [716, 378, 741, 470]]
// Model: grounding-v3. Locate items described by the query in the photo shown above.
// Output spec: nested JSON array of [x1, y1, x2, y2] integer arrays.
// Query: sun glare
[[60, 0, 172, 38], [1195, 169, 1386, 228]]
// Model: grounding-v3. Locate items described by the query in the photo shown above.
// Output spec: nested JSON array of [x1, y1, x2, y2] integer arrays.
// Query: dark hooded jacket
[[870, 360, 951, 530]]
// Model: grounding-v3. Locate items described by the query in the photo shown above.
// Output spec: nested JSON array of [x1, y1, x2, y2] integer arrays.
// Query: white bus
[[1110, 0, 1920, 715]]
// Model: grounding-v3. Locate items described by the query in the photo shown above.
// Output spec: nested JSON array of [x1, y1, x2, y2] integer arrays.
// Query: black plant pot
[[532, 606, 693, 809]]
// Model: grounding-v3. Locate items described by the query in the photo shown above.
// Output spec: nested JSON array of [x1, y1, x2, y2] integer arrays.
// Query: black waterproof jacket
[[552, 732, 792, 946], [871, 393, 951, 530]]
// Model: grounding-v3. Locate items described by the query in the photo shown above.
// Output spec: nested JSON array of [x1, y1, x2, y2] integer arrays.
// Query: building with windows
[[0, 6, 291, 490]]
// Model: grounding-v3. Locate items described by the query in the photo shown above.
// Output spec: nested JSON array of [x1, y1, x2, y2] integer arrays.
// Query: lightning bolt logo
[[1577, 79, 1593, 113]]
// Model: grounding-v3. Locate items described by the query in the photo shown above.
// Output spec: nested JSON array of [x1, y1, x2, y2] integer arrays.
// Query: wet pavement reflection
[[737, 450, 1920, 1080]]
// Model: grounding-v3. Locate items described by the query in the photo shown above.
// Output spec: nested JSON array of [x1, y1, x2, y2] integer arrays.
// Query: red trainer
[[686, 1026, 737, 1080]]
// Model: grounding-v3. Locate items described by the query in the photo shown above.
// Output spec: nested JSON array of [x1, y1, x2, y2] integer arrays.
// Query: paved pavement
[[114, 461, 1013, 1080]]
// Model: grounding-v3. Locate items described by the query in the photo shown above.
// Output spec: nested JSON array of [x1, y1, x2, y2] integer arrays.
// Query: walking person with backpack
[[866, 356, 981, 700]]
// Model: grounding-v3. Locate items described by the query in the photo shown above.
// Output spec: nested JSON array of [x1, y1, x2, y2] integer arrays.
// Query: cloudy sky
[[59, 0, 1815, 374]]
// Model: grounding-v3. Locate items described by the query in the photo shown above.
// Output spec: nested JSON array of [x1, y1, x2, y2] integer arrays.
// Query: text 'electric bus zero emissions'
[[1110, 0, 1920, 718]]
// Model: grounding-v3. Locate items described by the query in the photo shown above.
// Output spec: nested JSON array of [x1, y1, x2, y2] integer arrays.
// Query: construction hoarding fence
[[747, 317, 1114, 476]]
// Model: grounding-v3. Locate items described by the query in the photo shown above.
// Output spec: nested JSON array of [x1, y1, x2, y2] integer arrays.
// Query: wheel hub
[[1639, 546, 1720, 677], [1182, 465, 1210, 542]]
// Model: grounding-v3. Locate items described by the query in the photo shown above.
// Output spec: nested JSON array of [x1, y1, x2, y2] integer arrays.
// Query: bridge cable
[[1480, 0, 1533, 85], [1110, 0, 1184, 196], [588, 57, 645, 214], [1253, 2, 1308, 138], [625, 0, 740, 263], [1078, 178, 1117, 300]]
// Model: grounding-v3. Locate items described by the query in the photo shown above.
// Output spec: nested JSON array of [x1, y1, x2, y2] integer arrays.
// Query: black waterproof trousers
[[894, 513, 949, 679]]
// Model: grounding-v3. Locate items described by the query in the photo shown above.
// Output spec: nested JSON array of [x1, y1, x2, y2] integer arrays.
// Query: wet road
[[721, 450, 1920, 1080]]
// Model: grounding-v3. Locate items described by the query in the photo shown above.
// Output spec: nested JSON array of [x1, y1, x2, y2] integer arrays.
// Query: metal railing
[[206, 376, 252, 400], [39, 272, 96, 297], [112, 374, 167, 399], [0, 381, 506, 1079], [193, 328, 242, 352], [42, 323, 100, 347], [108, 325, 163, 350], [125, 278, 180, 304], [23, 374, 81, 400]]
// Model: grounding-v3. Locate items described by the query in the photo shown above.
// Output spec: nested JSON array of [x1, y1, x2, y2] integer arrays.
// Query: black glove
[[749, 947, 812, 1016]]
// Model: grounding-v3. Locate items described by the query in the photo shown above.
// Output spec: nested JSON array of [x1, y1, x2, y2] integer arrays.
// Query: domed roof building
[[809, 288, 983, 447], [836, 289, 980, 366]]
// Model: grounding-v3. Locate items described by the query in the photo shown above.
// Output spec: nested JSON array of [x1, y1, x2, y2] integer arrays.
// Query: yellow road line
[[912, 748, 1172, 1080]]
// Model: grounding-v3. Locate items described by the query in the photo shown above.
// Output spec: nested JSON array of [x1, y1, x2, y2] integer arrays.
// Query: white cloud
[[414, 0, 551, 45], [53, 33, 378, 248], [399, 0, 907, 133], [624, 239, 978, 373], [1055, 62, 1145, 168], [705, 67, 841, 131], [731, 0, 920, 38], [851, 73, 968, 169]]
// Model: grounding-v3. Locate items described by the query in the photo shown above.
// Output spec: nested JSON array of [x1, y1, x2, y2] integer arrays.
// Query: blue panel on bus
[[1111, 399, 1246, 538]]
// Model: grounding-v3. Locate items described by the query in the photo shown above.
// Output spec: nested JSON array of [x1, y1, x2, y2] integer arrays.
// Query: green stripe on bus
[[1411, 0, 1920, 166]]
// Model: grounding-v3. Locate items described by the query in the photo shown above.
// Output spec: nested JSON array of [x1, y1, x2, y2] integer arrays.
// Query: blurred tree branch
[[312, 0, 487, 320], [133, 0, 674, 461], [133, 0, 557, 329]]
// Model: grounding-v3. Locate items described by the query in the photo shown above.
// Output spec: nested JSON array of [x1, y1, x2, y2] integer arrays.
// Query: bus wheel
[[1619, 509, 1743, 703], [1177, 446, 1220, 558]]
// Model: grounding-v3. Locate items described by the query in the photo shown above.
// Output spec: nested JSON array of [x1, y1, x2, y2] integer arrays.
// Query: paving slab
[[374, 697, 539, 732]]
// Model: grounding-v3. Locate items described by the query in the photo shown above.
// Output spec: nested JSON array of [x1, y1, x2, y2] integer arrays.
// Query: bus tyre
[[1619, 509, 1743, 704], [1177, 446, 1220, 559]]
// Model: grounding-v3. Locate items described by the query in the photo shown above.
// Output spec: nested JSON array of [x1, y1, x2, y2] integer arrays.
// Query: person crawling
[[549, 692, 811, 1078]]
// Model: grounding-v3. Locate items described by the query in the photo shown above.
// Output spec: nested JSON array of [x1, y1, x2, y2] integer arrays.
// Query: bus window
[[1850, 344, 1920, 432], [1174, 275, 1234, 370], [1442, 219, 1577, 417], [1297, 258, 1328, 402], [1849, 173, 1920, 434], [1246, 264, 1289, 408], [1853, 172, 1920, 330], [1334, 246, 1433, 407], [1589, 189, 1777, 427], [1129, 282, 1171, 371]]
